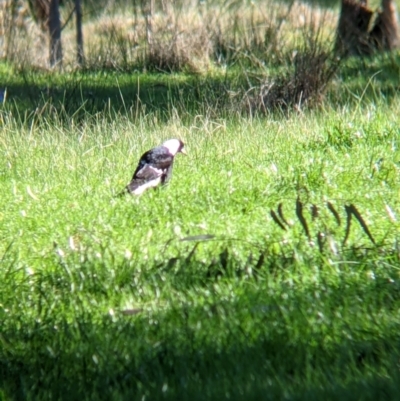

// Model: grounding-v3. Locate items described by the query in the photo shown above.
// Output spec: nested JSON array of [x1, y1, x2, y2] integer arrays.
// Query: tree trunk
[[370, 0, 399, 51], [141, 0, 154, 48], [75, 0, 84, 66], [4, 0, 19, 60], [335, 0, 374, 56], [336, 0, 399, 56], [48, 0, 62, 68]]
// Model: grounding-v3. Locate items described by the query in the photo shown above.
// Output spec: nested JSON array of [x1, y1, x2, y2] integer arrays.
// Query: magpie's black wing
[[131, 148, 174, 179], [126, 165, 163, 194], [126, 147, 174, 194]]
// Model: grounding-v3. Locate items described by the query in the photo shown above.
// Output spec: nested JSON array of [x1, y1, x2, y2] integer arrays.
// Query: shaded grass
[[1, 245, 400, 400], [0, 49, 399, 123], [1, 63, 236, 119]]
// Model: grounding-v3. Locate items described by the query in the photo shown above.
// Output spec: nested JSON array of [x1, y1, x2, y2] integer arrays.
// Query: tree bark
[[75, 0, 84, 66], [335, 0, 374, 56], [370, 0, 399, 51], [49, 0, 62, 68], [336, 0, 399, 56]]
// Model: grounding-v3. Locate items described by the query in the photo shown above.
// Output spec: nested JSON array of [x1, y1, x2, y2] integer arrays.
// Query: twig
[[61, 6, 76, 31]]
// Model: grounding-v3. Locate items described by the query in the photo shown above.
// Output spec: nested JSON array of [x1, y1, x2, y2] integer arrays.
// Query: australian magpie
[[124, 138, 186, 195]]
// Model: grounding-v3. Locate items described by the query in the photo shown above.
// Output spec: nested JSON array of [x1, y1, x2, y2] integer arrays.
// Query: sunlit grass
[[1, 103, 399, 261]]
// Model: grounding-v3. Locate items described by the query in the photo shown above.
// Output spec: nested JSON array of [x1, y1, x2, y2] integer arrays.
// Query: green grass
[[3, 0, 400, 395], [1, 82, 400, 399]]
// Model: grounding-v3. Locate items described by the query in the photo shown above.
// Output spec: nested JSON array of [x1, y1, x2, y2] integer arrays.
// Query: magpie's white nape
[[162, 138, 187, 156], [124, 138, 186, 196]]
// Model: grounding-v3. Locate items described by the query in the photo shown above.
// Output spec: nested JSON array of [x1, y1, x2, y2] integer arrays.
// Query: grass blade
[[327, 201, 341, 226], [180, 235, 215, 242], [277, 203, 290, 226], [348, 204, 376, 245], [342, 205, 352, 246], [311, 204, 319, 221], [185, 243, 200, 263], [270, 210, 287, 231], [296, 197, 310, 240], [121, 308, 143, 316], [385, 204, 397, 222]]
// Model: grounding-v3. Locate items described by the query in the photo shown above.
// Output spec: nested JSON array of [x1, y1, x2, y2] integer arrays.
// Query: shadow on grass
[[2, 330, 399, 401], [1, 69, 236, 123], [1, 51, 400, 123], [1, 248, 400, 401], [334, 53, 400, 102]]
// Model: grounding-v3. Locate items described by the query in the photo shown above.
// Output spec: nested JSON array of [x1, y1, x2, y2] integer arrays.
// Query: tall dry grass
[[0, 0, 338, 71], [0, 1, 344, 113]]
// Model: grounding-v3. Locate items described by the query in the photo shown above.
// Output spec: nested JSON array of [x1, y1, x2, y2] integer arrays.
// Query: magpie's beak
[[180, 147, 187, 155]]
